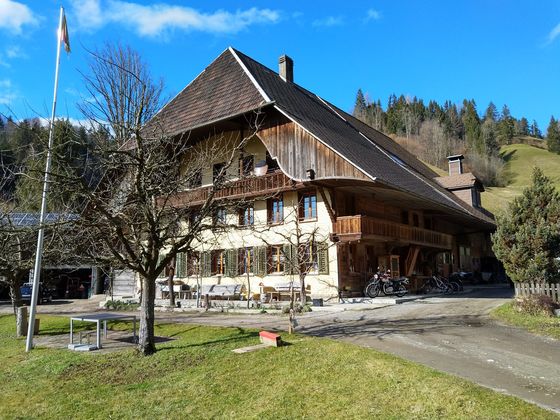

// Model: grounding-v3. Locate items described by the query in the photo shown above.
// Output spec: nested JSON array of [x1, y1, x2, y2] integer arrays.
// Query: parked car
[[20, 282, 54, 304]]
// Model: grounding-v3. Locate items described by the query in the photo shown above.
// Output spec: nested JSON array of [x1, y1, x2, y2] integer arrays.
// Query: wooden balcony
[[167, 171, 299, 207], [334, 215, 453, 249]]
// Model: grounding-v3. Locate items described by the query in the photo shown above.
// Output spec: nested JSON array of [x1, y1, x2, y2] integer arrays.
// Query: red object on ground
[[259, 331, 282, 347]]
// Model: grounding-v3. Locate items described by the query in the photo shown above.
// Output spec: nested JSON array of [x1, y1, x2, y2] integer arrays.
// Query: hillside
[[482, 144, 560, 214]]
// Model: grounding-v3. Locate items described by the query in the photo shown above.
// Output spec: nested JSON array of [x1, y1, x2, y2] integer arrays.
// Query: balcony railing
[[334, 215, 453, 249], [167, 171, 297, 207]]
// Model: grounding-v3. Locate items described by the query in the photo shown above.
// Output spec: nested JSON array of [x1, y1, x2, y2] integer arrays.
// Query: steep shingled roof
[[151, 47, 494, 226], [230, 48, 494, 226], [150, 50, 266, 136]]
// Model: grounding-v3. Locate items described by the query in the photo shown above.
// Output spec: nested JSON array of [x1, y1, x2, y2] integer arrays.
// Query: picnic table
[[69, 313, 137, 350]]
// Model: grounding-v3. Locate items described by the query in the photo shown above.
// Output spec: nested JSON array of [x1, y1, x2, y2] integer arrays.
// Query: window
[[268, 196, 284, 224], [213, 207, 227, 225], [238, 247, 254, 275], [239, 155, 254, 177], [300, 242, 319, 273], [401, 211, 409, 225], [268, 245, 285, 273], [187, 169, 202, 188], [189, 209, 201, 227], [239, 205, 254, 226], [299, 192, 317, 220], [211, 250, 225, 275], [213, 162, 225, 184]]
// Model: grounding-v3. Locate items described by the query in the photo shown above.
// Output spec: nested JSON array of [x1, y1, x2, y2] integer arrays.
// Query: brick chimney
[[279, 55, 293, 83], [447, 154, 464, 176]]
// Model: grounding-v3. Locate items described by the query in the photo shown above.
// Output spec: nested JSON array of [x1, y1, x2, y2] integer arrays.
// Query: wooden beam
[[405, 246, 421, 277], [318, 186, 336, 224]]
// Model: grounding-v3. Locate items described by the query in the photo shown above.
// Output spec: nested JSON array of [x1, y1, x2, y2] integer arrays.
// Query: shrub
[[104, 300, 139, 311], [513, 294, 560, 317]]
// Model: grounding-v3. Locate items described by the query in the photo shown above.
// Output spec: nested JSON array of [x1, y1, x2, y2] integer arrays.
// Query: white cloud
[[70, 0, 104, 31], [0, 78, 17, 105], [0, 0, 39, 34], [545, 22, 560, 45], [69, 0, 280, 37], [312, 16, 344, 27], [365, 8, 382, 22], [6, 45, 25, 59]]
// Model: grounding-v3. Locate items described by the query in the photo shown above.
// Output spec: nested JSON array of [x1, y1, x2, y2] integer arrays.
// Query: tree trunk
[[167, 256, 176, 307], [138, 275, 156, 355], [9, 275, 23, 316], [300, 274, 307, 305]]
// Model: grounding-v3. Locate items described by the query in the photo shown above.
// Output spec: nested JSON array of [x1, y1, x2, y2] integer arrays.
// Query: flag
[[60, 11, 70, 53]]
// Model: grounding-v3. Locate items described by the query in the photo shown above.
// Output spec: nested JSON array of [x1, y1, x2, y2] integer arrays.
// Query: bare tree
[[53, 44, 259, 355]]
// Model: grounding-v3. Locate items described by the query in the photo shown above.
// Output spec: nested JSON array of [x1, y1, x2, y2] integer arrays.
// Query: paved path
[[3, 286, 559, 412]]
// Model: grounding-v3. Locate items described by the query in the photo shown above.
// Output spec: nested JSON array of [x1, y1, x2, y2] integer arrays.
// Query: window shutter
[[157, 253, 165, 278], [176, 252, 186, 278], [318, 242, 329, 275], [283, 244, 295, 274], [225, 249, 238, 277], [255, 246, 267, 277], [201, 252, 211, 277]]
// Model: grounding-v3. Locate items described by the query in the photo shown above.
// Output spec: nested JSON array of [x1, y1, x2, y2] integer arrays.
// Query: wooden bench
[[160, 284, 191, 299], [272, 282, 311, 302], [195, 284, 245, 300]]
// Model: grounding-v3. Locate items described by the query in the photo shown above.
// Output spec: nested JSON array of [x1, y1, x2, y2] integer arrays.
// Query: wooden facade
[[257, 120, 370, 182]]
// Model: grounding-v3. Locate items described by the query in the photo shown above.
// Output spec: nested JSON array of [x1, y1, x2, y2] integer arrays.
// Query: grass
[[491, 302, 560, 340], [482, 143, 560, 214], [0, 315, 557, 419]]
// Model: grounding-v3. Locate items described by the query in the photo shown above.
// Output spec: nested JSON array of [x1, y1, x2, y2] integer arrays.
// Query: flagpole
[[26, 6, 65, 352]]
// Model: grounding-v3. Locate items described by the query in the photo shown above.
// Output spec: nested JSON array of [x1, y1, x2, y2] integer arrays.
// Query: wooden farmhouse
[[146, 47, 496, 301]]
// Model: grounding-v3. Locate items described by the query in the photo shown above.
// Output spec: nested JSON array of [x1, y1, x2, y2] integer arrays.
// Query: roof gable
[[151, 49, 266, 136]]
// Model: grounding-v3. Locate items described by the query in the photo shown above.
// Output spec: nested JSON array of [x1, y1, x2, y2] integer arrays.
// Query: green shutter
[[176, 252, 186, 278], [157, 253, 165, 278], [201, 252, 211, 277], [318, 242, 329, 275], [283, 244, 297, 274], [225, 249, 238, 277], [255, 246, 267, 277]]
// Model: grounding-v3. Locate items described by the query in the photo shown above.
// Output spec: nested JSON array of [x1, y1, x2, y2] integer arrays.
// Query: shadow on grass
[[156, 326, 259, 351]]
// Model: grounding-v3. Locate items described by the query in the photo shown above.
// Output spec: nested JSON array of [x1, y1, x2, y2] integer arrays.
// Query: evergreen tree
[[462, 99, 482, 153], [531, 120, 542, 138], [516, 117, 529, 136], [484, 102, 498, 122], [492, 167, 560, 283], [546, 116, 560, 153], [481, 119, 499, 156], [497, 105, 514, 144], [353, 89, 367, 121]]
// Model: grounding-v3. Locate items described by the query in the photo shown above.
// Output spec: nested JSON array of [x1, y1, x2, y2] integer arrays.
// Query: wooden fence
[[514, 282, 560, 302]]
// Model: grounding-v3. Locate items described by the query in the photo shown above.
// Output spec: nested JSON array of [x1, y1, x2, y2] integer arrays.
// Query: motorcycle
[[364, 268, 408, 298], [382, 276, 409, 297]]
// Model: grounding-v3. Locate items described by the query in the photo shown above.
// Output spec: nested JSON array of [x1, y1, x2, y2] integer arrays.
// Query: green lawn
[[482, 143, 560, 214], [0, 315, 557, 419], [491, 302, 560, 340]]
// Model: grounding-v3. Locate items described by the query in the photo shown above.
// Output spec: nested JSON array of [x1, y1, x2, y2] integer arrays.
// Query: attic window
[[389, 153, 406, 167]]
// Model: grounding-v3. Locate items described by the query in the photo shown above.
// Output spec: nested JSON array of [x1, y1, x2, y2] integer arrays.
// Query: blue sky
[[1, 0, 559, 131]]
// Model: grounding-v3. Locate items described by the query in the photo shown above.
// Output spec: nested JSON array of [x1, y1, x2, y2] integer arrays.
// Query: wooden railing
[[515, 282, 560, 302], [334, 215, 453, 249], [168, 171, 296, 207]]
